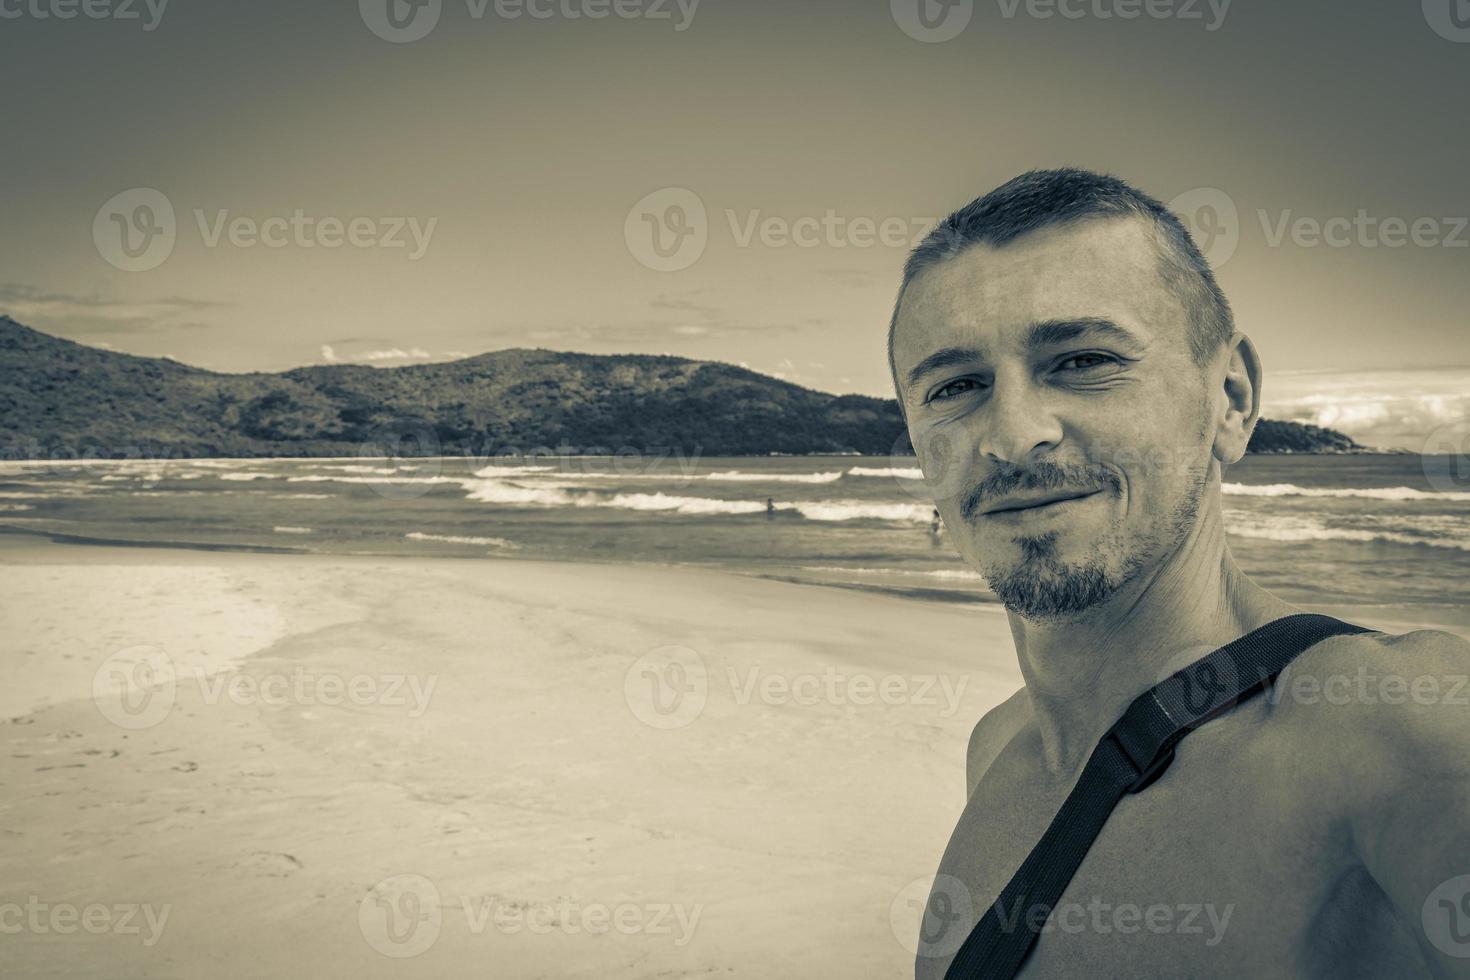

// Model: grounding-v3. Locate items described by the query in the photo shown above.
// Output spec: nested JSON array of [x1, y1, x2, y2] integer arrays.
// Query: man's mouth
[[980, 489, 1102, 516]]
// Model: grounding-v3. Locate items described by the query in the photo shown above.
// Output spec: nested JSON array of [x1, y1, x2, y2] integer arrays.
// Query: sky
[[1, 0, 1466, 449]]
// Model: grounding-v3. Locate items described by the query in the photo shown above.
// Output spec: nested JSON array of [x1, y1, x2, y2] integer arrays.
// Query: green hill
[[0, 316, 1365, 458], [0, 317, 908, 457]]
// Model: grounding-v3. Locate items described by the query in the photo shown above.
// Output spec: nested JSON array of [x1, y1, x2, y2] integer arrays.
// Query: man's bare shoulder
[[964, 687, 1031, 798], [1269, 626, 1470, 797]]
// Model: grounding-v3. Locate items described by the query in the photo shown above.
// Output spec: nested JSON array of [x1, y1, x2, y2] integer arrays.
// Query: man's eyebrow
[[1026, 317, 1144, 350], [901, 319, 1145, 394], [903, 345, 986, 392]]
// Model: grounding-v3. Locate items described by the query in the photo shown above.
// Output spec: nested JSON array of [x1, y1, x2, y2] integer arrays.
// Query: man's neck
[[1008, 503, 1300, 774]]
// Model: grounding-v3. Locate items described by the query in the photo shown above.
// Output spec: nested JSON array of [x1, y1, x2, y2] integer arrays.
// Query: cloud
[[321, 344, 467, 365], [0, 284, 222, 334], [649, 293, 723, 319], [1263, 367, 1470, 450], [358, 347, 431, 361], [520, 318, 798, 347]]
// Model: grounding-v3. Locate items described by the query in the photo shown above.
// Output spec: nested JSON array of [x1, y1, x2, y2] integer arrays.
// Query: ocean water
[[1, 453, 1466, 626]]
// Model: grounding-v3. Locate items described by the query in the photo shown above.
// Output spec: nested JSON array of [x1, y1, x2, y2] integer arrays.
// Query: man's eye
[[1057, 352, 1117, 372], [928, 378, 981, 402]]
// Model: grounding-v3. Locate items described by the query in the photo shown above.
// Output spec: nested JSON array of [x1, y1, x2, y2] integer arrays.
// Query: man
[[888, 169, 1470, 978]]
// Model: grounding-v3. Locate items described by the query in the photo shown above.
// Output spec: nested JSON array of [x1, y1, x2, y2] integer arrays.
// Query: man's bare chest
[[918, 713, 1415, 979]]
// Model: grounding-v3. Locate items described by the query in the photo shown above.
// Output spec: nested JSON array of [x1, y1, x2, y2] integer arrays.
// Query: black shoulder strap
[[941, 612, 1377, 980]]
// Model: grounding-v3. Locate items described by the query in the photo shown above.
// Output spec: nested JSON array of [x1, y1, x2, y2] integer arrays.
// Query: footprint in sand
[[233, 851, 304, 877]]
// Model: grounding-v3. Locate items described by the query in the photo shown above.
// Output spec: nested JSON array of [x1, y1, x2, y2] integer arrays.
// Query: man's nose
[[975, 384, 1063, 465]]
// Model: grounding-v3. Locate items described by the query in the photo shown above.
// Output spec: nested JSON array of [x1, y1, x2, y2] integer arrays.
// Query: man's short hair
[[888, 168, 1234, 397]]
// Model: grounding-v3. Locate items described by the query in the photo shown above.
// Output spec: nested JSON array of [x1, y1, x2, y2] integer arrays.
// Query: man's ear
[[1213, 331, 1262, 465]]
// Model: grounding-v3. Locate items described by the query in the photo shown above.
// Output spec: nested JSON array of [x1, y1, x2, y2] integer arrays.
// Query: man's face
[[891, 215, 1218, 621]]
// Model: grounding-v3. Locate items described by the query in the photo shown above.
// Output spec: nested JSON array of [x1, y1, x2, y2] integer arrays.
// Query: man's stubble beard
[[978, 466, 1208, 624]]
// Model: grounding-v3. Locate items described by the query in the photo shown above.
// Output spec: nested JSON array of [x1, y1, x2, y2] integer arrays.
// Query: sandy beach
[[0, 536, 1025, 979]]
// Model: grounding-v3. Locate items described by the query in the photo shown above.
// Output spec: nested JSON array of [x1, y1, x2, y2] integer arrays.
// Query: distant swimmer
[[766, 497, 775, 517], [929, 508, 942, 536]]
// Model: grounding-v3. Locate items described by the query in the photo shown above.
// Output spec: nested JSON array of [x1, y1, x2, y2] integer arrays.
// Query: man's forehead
[[893, 215, 1175, 368]]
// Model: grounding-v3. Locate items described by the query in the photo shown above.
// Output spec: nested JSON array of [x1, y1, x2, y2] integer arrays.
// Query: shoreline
[[0, 449, 1428, 467], [0, 522, 1007, 608], [5, 522, 1466, 634]]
